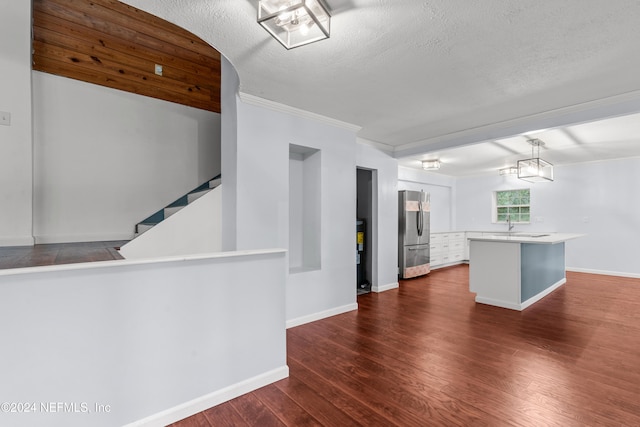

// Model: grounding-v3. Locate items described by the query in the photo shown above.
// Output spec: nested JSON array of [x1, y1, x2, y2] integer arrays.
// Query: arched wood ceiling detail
[[32, 0, 221, 113]]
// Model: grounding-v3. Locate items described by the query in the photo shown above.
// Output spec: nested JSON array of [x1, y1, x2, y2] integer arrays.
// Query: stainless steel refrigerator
[[398, 190, 430, 279]]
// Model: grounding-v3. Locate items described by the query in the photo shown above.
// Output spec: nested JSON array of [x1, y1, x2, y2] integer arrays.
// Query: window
[[495, 189, 530, 223]]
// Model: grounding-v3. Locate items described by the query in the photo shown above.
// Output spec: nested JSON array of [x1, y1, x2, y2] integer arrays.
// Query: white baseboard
[[286, 303, 358, 329], [373, 282, 399, 293], [475, 296, 522, 311], [0, 236, 35, 247], [475, 278, 566, 311], [124, 365, 289, 427], [566, 267, 640, 279], [430, 260, 466, 270], [520, 278, 566, 310], [34, 232, 133, 244]]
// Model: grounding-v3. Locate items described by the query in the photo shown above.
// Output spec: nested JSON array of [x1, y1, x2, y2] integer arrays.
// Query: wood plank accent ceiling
[[32, 0, 221, 113]]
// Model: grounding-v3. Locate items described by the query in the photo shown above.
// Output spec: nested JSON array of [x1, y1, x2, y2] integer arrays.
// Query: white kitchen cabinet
[[449, 232, 465, 263], [430, 232, 466, 269], [430, 233, 444, 266]]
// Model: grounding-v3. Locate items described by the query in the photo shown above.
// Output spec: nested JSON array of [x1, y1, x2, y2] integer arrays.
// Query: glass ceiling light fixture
[[499, 166, 518, 176], [422, 160, 441, 170], [258, 0, 331, 50], [517, 138, 554, 182]]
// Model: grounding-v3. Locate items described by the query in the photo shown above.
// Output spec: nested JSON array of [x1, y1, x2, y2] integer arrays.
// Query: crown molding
[[356, 137, 395, 155], [238, 92, 361, 133]]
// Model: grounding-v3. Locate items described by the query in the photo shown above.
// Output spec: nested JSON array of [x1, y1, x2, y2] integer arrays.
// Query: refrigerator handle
[[417, 199, 423, 236]]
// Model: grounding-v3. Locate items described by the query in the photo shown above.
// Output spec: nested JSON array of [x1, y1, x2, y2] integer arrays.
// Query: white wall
[[456, 157, 640, 276], [220, 56, 239, 251], [0, 1, 33, 246], [288, 153, 304, 269], [356, 141, 399, 292], [398, 166, 457, 232], [289, 149, 322, 272], [0, 250, 287, 427], [223, 96, 358, 325], [32, 72, 221, 243], [456, 173, 532, 233]]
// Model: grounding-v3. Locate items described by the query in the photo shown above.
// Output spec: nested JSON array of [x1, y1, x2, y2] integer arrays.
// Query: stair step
[[193, 181, 211, 192], [136, 223, 155, 235], [187, 189, 210, 204], [141, 210, 164, 225], [164, 206, 183, 218], [132, 176, 219, 239], [167, 195, 188, 208], [209, 177, 222, 188]]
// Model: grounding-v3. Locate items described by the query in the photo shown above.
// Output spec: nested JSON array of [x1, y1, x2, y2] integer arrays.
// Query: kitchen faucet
[[507, 214, 515, 233]]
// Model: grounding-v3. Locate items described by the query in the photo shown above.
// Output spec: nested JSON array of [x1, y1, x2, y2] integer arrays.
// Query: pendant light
[[517, 139, 554, 182], [499, 166, 518, 176], [258, 0, 331, 49]]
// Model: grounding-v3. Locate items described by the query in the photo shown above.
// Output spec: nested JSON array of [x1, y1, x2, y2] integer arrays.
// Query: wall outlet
[[154, 64, 163, 76], [0, 111, 10, 126]]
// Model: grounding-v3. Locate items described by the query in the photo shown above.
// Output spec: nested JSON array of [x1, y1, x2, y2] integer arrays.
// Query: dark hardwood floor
[[0, 241, 126, 269], [172, 265, 640, 426]]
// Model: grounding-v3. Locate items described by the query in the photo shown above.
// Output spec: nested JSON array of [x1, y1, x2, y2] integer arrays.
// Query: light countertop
[[467, 233, 584, 244]]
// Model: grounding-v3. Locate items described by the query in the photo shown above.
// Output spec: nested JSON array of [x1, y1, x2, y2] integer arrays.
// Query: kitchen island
[[468, 233, 583, 310]]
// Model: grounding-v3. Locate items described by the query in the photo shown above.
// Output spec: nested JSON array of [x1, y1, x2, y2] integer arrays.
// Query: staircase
[[134, 175, 221, 238]]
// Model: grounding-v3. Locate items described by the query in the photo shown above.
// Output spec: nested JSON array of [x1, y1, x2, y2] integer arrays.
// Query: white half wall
[[119, 186, 222, 259], [0, 1, 33, 246], [32, 72, 221, 243], [456, 157, 640, 276], [356, 141, 399, 292], [0, 250, 287, 427]]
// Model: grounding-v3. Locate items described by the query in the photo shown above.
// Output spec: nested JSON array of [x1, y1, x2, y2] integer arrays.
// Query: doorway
[[356, 168, 375, 294]]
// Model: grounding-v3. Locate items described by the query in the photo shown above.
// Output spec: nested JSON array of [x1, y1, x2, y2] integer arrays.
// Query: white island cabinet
[[468, 233, 584, 311]]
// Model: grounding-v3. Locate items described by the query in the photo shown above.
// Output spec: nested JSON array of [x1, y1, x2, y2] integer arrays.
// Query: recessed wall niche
[[289, 144, 321, 273]]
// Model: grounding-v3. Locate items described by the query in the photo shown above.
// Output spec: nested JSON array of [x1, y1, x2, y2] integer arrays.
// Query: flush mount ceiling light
[[499, 166, 518, 176], [517, 138, 554, 182], [258, 0, 331, 49], [422, 160, 441, 170]]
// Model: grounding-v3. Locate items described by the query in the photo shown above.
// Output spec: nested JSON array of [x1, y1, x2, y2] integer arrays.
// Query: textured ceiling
[[398, 111, 640, 176], [120, 0, 640, 163]]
